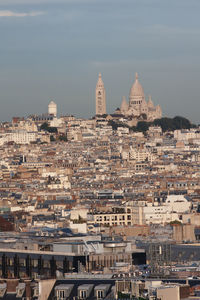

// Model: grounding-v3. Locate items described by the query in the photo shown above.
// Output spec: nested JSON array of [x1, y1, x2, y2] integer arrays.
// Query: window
[[80, 290, 87, 299], [97, 290, 104, 299], [57, 290, 65, 299]]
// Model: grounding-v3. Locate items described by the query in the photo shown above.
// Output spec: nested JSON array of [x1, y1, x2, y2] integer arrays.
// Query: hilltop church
[[95, 72, 162, 121]]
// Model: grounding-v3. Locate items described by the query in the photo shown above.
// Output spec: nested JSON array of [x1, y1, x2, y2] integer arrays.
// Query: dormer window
[[57, 290, 65, 299], [80, 290, 87, 299], [97, 290, 104, 299]]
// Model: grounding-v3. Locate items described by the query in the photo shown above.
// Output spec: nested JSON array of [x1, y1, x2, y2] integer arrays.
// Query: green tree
[[40, 122, 49, 131], [40, 122, 57, 133], [58, 135, 68, 142], [50, 135, 56, 142], [170, 220, 182, 225], [136, 121, 149, 132]]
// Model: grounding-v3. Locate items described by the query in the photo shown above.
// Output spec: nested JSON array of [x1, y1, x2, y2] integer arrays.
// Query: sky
[[0, 0, 200, 123]]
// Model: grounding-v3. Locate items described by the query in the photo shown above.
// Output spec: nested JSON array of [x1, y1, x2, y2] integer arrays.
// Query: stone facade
[[95, 73, 106, 115], [120, 73, 162, 121]]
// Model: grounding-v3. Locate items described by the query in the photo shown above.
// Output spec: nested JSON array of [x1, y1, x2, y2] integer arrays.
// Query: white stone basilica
[[120, 72, 162, 121], [95, 72, 162, 121]]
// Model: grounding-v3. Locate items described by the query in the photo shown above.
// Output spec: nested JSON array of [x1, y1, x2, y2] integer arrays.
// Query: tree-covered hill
[[108, 116, 196, 133]]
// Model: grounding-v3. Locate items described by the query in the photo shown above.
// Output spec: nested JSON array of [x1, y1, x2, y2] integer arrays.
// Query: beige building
[[172, 223, 195, 243], [92, 206, 144, 227], [120, 73, 162, 121], [95, 73, 106, 115], [156, 284, 190, 300]]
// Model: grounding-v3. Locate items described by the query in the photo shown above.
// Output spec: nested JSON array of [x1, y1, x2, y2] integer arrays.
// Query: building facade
[[48, 101, 57, 117], [120, 73, 162, 121], [91, 206, 144, 227], [96, 73, 106, 115]]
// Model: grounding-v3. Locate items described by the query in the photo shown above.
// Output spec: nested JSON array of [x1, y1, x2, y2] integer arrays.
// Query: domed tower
[[96, 73, 106, 115], [156, 104, 162, 118], [48, 100, 57, 117], [129, 73, 146, 115], [120, 96, 128, 115], [147, 95, 154, 108]]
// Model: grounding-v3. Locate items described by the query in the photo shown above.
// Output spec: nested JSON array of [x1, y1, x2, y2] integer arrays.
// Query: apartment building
[[91, 206, 144, 227]]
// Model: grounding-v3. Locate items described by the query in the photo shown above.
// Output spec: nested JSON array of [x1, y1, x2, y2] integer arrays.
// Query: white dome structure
[[129, 73, 146, 114], [48, 100, 57, 117], [129, 72, 145, 99], [119, 72, 162, 121]]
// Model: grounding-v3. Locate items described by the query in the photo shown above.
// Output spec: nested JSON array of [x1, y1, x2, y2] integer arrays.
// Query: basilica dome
[[129, 73, 144, 98]]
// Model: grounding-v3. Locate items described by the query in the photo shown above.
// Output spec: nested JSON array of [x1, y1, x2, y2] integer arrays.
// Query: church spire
[[96, 72, 104, 88], [96, 73, 106, 115]]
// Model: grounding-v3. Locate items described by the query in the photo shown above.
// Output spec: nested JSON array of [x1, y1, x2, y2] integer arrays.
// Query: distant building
[[95, 73, 106, 115], [120, 73, 162, 121], [48, 100, 57, 117], [95, 72, 162, 120]]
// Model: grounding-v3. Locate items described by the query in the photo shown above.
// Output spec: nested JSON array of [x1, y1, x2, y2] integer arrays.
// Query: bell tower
[[96, 73, 106, 115]]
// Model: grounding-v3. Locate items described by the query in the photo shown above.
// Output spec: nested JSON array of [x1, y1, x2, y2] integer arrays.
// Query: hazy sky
[[0, 0, 200, 123]]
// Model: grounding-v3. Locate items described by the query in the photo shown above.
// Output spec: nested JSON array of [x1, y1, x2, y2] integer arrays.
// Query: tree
[[173, 116, 191, 129], [170, 220, 182, 225], [140, 113, 147, 120], [153, 116, 193, 132], [107, 120, 118, 130], [50, 135, 55, 142], [106, 116, 194, 133], [58, 135, 68, 142], [40, 122, 58, 133], [136, 121, 149, 133], [40, 122, 49, 131]]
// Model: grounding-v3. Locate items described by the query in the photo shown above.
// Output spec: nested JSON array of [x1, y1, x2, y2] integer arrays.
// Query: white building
[[6, 131, 37, 144], [49, 117, 64, 128], [48, 100, 57, 117], [129, 147, 155, 162], [143, 195, 191, 225], [120, 73, 162, 121], [0, 130, 50, 145], [174, 129, 200, 141]]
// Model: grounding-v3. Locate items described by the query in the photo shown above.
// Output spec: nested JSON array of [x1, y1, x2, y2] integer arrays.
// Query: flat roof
[[0, 248, 75, 256]]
